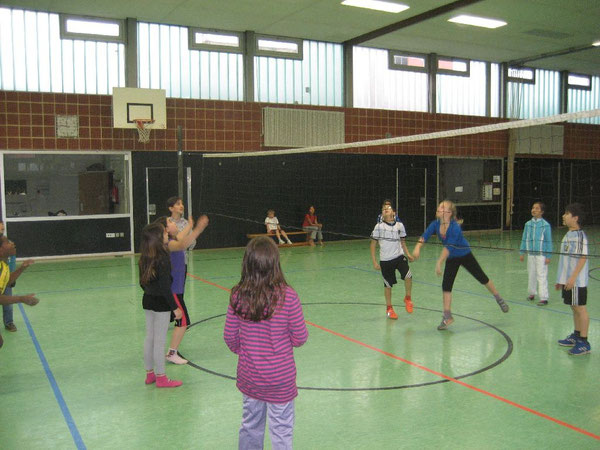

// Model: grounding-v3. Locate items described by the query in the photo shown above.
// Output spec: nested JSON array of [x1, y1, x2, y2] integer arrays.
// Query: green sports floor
[[1, 231, 599, 449]]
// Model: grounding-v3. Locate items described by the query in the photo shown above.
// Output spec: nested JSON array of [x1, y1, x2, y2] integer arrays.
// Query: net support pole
[[556, 162, 561, 228], [177, 125, 184, 199], [505, 129, 516, 229], [395, 168, 399, 214], [423, 168, 427, 231]]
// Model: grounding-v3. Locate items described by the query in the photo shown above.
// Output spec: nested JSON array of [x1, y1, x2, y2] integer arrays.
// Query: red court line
[[187, 273, 231, 292], [188, 273, 600, 441]]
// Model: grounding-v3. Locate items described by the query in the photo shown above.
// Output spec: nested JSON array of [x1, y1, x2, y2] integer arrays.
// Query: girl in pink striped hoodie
[[224, 236, 308, 449]]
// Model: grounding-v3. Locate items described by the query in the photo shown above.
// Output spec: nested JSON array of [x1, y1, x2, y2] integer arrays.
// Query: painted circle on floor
[[184, 302, 513, 391], [588, 266, 600, 281]]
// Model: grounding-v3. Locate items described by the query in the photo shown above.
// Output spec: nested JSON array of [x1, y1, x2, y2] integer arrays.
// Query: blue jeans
[[3, 286, 13, 325]]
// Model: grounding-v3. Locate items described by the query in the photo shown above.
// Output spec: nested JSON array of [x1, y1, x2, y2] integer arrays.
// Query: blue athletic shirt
[[421, 219, 471, 259]]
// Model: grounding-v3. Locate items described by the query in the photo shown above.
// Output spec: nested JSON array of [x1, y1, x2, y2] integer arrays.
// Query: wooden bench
[[246, 231, 309, 247]]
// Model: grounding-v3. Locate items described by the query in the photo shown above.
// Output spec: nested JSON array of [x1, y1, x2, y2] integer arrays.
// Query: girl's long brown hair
[[138, 222, 169, 286], [230, 236, 288, 322]]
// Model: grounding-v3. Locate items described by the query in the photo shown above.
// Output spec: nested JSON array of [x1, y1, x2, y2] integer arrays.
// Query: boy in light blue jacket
[[519, 201, 553, 305]]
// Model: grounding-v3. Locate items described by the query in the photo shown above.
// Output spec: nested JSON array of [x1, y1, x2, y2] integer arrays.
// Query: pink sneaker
[[156, 375, 182, 388], [145, 371, 156, 385]]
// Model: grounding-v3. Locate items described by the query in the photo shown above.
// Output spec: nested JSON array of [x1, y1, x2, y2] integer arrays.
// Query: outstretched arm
[[0, 293, 38, 306], [9, 259, 34, 284], [412, 239, 425, 260], [414, 220, 436, 259], [175, 219, 193, 242], [168, 215, 209, 251], [435, 247, 450, 276]]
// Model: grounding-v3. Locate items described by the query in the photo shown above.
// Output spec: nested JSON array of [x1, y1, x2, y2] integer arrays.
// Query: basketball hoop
[[135, 119, 154, 143]]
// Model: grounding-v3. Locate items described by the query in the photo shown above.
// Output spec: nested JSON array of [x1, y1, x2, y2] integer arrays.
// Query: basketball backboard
[[112, 87, 167, 129]]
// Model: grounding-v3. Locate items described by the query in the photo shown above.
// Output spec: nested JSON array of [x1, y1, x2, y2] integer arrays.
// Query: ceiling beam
[[344, 0, 485, 46], [508, 44, 599, 67]]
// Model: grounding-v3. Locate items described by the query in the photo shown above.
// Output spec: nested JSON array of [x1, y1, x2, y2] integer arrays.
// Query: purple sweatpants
[[239, 394, 295, 450]]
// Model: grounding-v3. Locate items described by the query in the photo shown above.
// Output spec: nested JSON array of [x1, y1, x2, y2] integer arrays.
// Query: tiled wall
[[0, 90, 598, 159]]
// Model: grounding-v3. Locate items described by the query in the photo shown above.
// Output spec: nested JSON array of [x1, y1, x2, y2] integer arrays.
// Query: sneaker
[[527, 295, 535, 301], [404, 296, 413, 314], [568, 339, 591, 356], [145, 372, 156, 385], [5, 323, 17, 332], [286, 240, 293, 245], [386, 307, 398, 320], [156, 375, 182, 388], [537, 300, 548, 306], [166, 352, 188, 365], [437, 316, 454, 330], [558, 333, 577, 347], [496, 297, 509, 313], [278, 239, 285, 244]]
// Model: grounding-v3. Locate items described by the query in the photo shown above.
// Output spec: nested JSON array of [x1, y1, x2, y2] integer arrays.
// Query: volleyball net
[[197, 108, 600, 259]]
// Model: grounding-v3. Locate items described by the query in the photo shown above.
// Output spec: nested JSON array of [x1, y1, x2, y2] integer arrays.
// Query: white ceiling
[[3, 0, 600, 75]]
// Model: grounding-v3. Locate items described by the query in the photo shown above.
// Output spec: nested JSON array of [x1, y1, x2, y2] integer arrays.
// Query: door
[[396, 166, 428, 233]]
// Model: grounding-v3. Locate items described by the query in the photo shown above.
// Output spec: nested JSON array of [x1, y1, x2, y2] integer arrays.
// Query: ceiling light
[[341, 0, 409, 14], [448, 14, 507, 29], [593, 41, 600, 47]]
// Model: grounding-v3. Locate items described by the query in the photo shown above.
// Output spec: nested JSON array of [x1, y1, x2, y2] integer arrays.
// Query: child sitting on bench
[[265, 209, 293, 245]]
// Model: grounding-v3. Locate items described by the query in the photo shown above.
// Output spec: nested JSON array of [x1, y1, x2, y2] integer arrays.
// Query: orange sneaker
[[386, 307, 398, 320], [404, 296, 413, 314]]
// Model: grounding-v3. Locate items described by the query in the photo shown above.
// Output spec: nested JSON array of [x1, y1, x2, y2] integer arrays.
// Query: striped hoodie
[[223, 286, 308, 403]]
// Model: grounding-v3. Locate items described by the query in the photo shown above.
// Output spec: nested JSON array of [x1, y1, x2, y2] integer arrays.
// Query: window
[[388, 51, 427, 73], [60, 15, 125, 43], [255, 35, 303, 60], [437, 60, 486, 116], [507, 68, 559, 119], [507, 66, 535, 84], [567, 73, 591, 90], [254, 40, 342, 106], [354, 46, 428, 111], [188, 28, 244, 53], [437, 57, 470, 76], [3, 152, 130, 218], [568, 75, 600, 124], [0, 8, 125, 94], [138, 22, 244, 100]]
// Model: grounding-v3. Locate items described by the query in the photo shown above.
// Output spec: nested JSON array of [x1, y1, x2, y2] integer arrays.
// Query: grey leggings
[[303, 226, 323, 241], [144, 310, 171, 374]]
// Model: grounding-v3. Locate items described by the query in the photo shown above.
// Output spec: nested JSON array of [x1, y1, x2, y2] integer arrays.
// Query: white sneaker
[[286, 240, 293, 245], [166, 352, 188, 365], [278, 239, 285, 244]]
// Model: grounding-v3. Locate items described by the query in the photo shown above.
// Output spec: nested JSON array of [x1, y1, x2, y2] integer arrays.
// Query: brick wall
[[1, 90, 598, 158]]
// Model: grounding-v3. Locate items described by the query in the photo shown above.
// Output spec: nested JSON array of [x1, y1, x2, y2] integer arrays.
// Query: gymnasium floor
[[1, 231, 598, 449]]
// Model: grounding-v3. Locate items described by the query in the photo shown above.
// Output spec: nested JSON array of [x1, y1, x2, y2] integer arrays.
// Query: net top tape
[[203, 109, 600, 159]]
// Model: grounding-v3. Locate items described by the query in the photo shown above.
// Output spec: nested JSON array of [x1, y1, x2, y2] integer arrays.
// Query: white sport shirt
[[371, 221, 406, 262]]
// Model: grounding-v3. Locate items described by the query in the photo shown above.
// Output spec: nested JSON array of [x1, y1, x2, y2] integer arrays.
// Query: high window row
[[0, 7, 598, 123]]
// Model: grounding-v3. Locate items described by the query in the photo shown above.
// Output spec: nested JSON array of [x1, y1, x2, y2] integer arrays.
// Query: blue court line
[[18, 303, 86, 450], [348, 265, 600, 322]]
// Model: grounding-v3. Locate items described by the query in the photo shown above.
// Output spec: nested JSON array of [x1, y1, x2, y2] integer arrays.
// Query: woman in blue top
[[412, 200, 509, 330]]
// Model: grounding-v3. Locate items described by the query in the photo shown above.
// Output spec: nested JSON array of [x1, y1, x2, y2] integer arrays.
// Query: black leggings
[[442, 252, 489, 292]]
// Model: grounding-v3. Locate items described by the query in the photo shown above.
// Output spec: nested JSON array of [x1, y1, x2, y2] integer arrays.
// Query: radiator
[[510, 125, 564, 155], [262, 107, 345, 148]]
